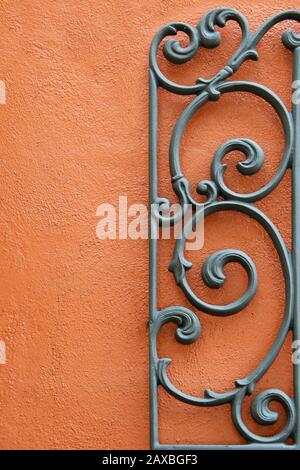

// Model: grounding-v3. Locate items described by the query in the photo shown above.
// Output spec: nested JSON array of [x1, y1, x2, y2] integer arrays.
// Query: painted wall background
[[0, 0, 299, 449]]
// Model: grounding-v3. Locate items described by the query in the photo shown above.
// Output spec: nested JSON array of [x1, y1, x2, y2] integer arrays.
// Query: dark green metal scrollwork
[[149, 7, 300, 450]]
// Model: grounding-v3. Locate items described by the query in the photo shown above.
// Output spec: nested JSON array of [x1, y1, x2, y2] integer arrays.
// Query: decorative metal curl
[[232, 388, 296, 444], [169, 201, 292, 319], [149, 7, 300, 450], [169, 81, 293, 203], [150, 8, 300, 96]]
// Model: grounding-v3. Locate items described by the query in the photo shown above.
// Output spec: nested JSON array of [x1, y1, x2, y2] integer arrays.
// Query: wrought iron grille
[[149, 7, 300, 450]]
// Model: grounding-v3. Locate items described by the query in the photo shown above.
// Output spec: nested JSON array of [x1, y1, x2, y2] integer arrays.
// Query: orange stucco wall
[[0, 0, 299, 449]]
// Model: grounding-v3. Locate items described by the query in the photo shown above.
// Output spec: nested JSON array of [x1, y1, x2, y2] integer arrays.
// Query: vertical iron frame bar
[[292, 45, 300, 449]]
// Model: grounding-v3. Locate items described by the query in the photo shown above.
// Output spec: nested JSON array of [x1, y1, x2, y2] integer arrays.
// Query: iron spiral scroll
[[149, 7, 300, 449]]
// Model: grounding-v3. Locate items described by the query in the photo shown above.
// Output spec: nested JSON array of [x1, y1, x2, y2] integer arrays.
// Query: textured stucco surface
[[0, 0, 299, 449]]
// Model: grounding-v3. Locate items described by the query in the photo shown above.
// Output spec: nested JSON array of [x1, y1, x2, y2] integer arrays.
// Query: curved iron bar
[[169, 80, 293, 203], [149, 7, 300, 449]]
